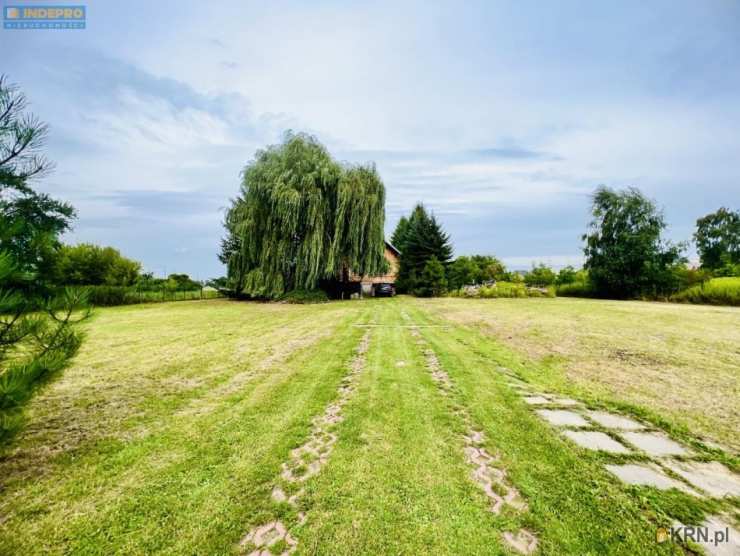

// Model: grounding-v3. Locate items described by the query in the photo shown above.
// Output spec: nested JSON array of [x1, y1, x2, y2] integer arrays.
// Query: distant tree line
[[392, 187, 738, 301]]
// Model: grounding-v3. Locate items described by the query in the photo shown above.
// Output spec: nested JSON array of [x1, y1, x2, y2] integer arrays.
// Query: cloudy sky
[[2, 1, 739, 277]]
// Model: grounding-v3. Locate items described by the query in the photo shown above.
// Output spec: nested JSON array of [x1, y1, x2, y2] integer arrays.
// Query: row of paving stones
[[504, 372, 740, 556], [239, 331, 371, 556], [411, 329, 538, 555]]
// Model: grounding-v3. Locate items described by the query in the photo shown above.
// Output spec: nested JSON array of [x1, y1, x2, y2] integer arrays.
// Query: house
[[343, 240, 400, 297]]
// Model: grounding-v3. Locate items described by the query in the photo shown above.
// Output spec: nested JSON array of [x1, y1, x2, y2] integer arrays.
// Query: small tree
[[555, 265, 578, 285], [583, 186, 685, 298], [448, 256, 477, 290], [0, 76, 90, 442], [396, 204, 452, 293], [416, 256, 447, 297], [54, 243, 141, 286], [524, 263, 556, 287], [0, 75, 74, 290], [694, 207, 739, 271], [0, 252, 90, 441], [470, 255, 506, 283]]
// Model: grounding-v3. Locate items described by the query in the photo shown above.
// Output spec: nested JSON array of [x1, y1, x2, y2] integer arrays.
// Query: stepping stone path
[[563, 431, 630, 454], [620, 431, 691, 457], [585, 410, 644, 430], [240, 331, 371, 556], [411, 329, 537, 555], [604, 464, 699, 496], [506, 372, 740, 554], [663, 461, 740, 499], [536, 409, 589, 428]]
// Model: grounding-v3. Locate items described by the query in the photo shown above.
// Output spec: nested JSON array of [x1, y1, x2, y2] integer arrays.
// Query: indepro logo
[[3, 5, 86, 29]]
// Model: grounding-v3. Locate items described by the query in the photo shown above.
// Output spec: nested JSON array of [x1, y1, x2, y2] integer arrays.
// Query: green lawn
[[0, 297, 737, 554], [418, 296, 740, 453]]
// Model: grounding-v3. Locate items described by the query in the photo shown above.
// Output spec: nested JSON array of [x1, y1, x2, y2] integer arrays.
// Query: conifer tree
[[395, 203, 452, 293]]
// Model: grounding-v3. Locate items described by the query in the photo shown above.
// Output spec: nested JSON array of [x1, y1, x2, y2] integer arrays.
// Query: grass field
[[418, 297, 740, 453], [0, 297, 738, 555]]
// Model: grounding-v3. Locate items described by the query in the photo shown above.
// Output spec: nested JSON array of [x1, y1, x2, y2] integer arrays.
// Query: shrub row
[[77, 286, 222, 307], [451, 282, 555, 299], [669, 277, 740, 306], [279, 289, 329, 304]]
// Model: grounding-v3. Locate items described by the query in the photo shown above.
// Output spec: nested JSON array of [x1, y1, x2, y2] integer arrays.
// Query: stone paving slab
[[585, 410, 645, 430], [621, 431, 691, 457], [671, 517, 740, 556], [605, 463, 698, 495], [563, 430, 630, 454], [523, 396, 550, 405], [536, 409, 589, 427], [550, 397, 580, 407], [664, 460, 740, 498], [699, 516, 740, 556]]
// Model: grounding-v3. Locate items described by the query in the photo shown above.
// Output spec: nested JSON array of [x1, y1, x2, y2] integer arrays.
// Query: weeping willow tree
[[222, 132, 387, 298]]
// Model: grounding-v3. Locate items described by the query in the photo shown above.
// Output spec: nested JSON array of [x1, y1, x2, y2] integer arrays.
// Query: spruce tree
[[395, 203, 452, 293]]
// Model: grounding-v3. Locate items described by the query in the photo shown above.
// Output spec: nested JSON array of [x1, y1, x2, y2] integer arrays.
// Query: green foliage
[[0, 252, 91, 441], [694, 207, 739, 270], [279, 289, 329, 304], [224, 132, 386, 299], [1, 76, 75, 289], [524, 263, 556, 287], [671, 265, 711, 291], [396, 204, 452, 293], [447, 255, 507, 290], [165, 273, 201, 291], [555, 265, 578, 285], [53, 243, 141, 286], [447, 256, 478, 290], [583, 186, 685, 299], [0, 76, 91, 442], [451, 281, 555, 299], [81, 285, 220, 306], [415, 256, 447, 297], [713, 258, 740, 277], [470, 255, 506, 282], [390, 216, 411, 253], [555, 281, 599, 298], [670, 277, 740, 306]]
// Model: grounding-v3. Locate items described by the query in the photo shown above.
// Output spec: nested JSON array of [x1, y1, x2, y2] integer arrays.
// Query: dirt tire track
[[239, 330, 371, 555], [410, 327, 538, 555]]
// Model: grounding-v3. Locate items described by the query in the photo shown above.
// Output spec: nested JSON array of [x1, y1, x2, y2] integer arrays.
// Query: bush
[[556, 281, 599, 298], [279, 289, 329, 304], [670, 277, 740, 306], [453, 281, 554, 299], [415, 256, 447, 297], [79, 286, 221, 307], [524, 263, 556, 287]]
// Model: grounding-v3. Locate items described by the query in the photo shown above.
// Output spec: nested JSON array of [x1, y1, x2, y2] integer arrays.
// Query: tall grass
[[670, 277, 740, 306]]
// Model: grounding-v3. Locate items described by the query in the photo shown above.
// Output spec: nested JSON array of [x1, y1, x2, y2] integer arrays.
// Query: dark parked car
[[373, 283, 395, 297]]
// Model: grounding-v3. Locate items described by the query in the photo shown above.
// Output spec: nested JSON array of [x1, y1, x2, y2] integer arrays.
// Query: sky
[[2, 0, 739, 278]]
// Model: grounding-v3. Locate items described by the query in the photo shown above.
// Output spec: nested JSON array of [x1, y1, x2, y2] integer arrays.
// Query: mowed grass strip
[[405, 302, 700, 554], [418, 297, 740, 453], [296, 301, 511, 555], [0, 300, 370, 555]]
